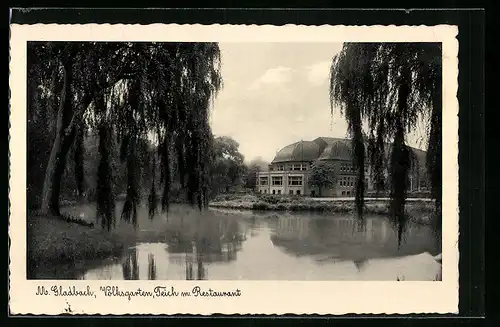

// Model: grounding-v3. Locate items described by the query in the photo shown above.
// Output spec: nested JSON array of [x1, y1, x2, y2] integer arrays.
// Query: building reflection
[[276, 214, 310, 240], [274, 214, 390, 244], [270, 214, 426, 261]]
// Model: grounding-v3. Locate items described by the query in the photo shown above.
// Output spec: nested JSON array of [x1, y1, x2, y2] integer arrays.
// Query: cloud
[[249, 66, 293, 90], [211, 43, 349, 162], [306, 61, 332, 86]]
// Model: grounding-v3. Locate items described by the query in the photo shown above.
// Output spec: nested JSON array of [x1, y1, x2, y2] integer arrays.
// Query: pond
[[57, 203, 442, 281]]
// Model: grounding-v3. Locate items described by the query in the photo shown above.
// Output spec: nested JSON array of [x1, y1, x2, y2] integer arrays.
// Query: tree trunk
[[40, 62, 74, 216]]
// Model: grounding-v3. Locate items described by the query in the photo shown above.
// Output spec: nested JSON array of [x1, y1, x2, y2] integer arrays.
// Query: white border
[[9, 24, 459, 315]]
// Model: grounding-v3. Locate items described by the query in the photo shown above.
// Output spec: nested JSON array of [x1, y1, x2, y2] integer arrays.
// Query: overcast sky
[[210, 43, 427, 164]]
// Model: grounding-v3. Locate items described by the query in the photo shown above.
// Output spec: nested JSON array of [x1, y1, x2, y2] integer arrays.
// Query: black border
[[8, 7, 486, 321]]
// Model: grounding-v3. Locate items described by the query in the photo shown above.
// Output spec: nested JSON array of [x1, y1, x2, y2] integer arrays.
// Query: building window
[[341, 177, 352, 187], [277, 190, 281, 195], [288, 176, 303, 186], [289, 190, 293, 195], [290, 164, 307, 170], [259, 190, 262, 193], [342, 191, 345, 196], [259, 177, 269, 186], [346, 191, 351, 196], [277, 165, 285, 171], [272, 176, 283, 186], [272, 190, 276, 194], [296, 190, 301, 195], [264, 190, 267, 194]]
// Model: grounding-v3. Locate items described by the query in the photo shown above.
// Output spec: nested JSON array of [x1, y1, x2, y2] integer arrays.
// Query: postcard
[[9, 23, 459, 315]]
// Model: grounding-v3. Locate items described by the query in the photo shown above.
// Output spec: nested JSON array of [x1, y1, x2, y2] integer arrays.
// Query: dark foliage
[[330, 43, 442, 245], [27, 42, 223, 231]]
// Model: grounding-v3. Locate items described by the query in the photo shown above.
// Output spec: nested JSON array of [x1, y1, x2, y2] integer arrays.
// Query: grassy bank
[[209, 193, 436, 216], [27, 213, 136, 279]]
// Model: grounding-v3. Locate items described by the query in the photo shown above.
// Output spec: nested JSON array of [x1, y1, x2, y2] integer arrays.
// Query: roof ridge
[[272, 137, 426, 164]]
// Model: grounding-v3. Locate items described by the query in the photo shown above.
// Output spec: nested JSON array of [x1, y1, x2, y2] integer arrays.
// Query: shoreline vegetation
[[208, 193, 436, 217], [27, 192, 437, 278]]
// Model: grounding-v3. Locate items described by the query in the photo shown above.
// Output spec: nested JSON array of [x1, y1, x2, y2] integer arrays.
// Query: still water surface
[[59, 203, 441, 281]]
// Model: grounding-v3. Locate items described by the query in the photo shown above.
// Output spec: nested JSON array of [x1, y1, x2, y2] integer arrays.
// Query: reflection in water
[[148, 254, 156, 280], [67, 204, 441, 281], [121, 247, 139, 280], [353, 259, 368, 272], [271, 214, 438, 262], [91, 213, 247, 281]]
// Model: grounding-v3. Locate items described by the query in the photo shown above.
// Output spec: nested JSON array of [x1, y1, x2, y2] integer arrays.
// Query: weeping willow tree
[[28, 42, 222, 231], [329, 43, 442, 245]]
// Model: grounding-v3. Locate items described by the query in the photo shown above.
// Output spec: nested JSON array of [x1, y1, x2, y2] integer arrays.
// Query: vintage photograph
[[26, 40, 443, 282]]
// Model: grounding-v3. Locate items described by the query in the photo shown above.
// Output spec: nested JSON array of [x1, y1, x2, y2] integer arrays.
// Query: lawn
[[26, 213, 136, 278]]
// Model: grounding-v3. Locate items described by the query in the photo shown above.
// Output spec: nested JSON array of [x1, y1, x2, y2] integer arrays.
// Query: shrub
[[253, 202, 269, 210], [258, 194, 280, 204], [277, 197, 293, 204], [288, 204, 302, 211], [276, 204, 286, 210]]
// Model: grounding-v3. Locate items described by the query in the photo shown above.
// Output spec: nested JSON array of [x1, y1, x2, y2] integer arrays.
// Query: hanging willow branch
[[121, 134, 139, 227], [148, 152, 158, 219], [330, 42, 442, 246], [73, 124, 85, 197], [160, 133, 171, 212], [96, 124, 116, 231], [95, 91, 116, 231]]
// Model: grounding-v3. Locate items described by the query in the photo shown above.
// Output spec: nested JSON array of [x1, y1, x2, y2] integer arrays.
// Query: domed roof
[[272, 141, 321, 163], [318, 139, 353, 161]]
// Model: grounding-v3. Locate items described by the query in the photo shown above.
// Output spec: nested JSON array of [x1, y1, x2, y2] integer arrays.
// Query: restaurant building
[[256, 137, 427, 197]]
